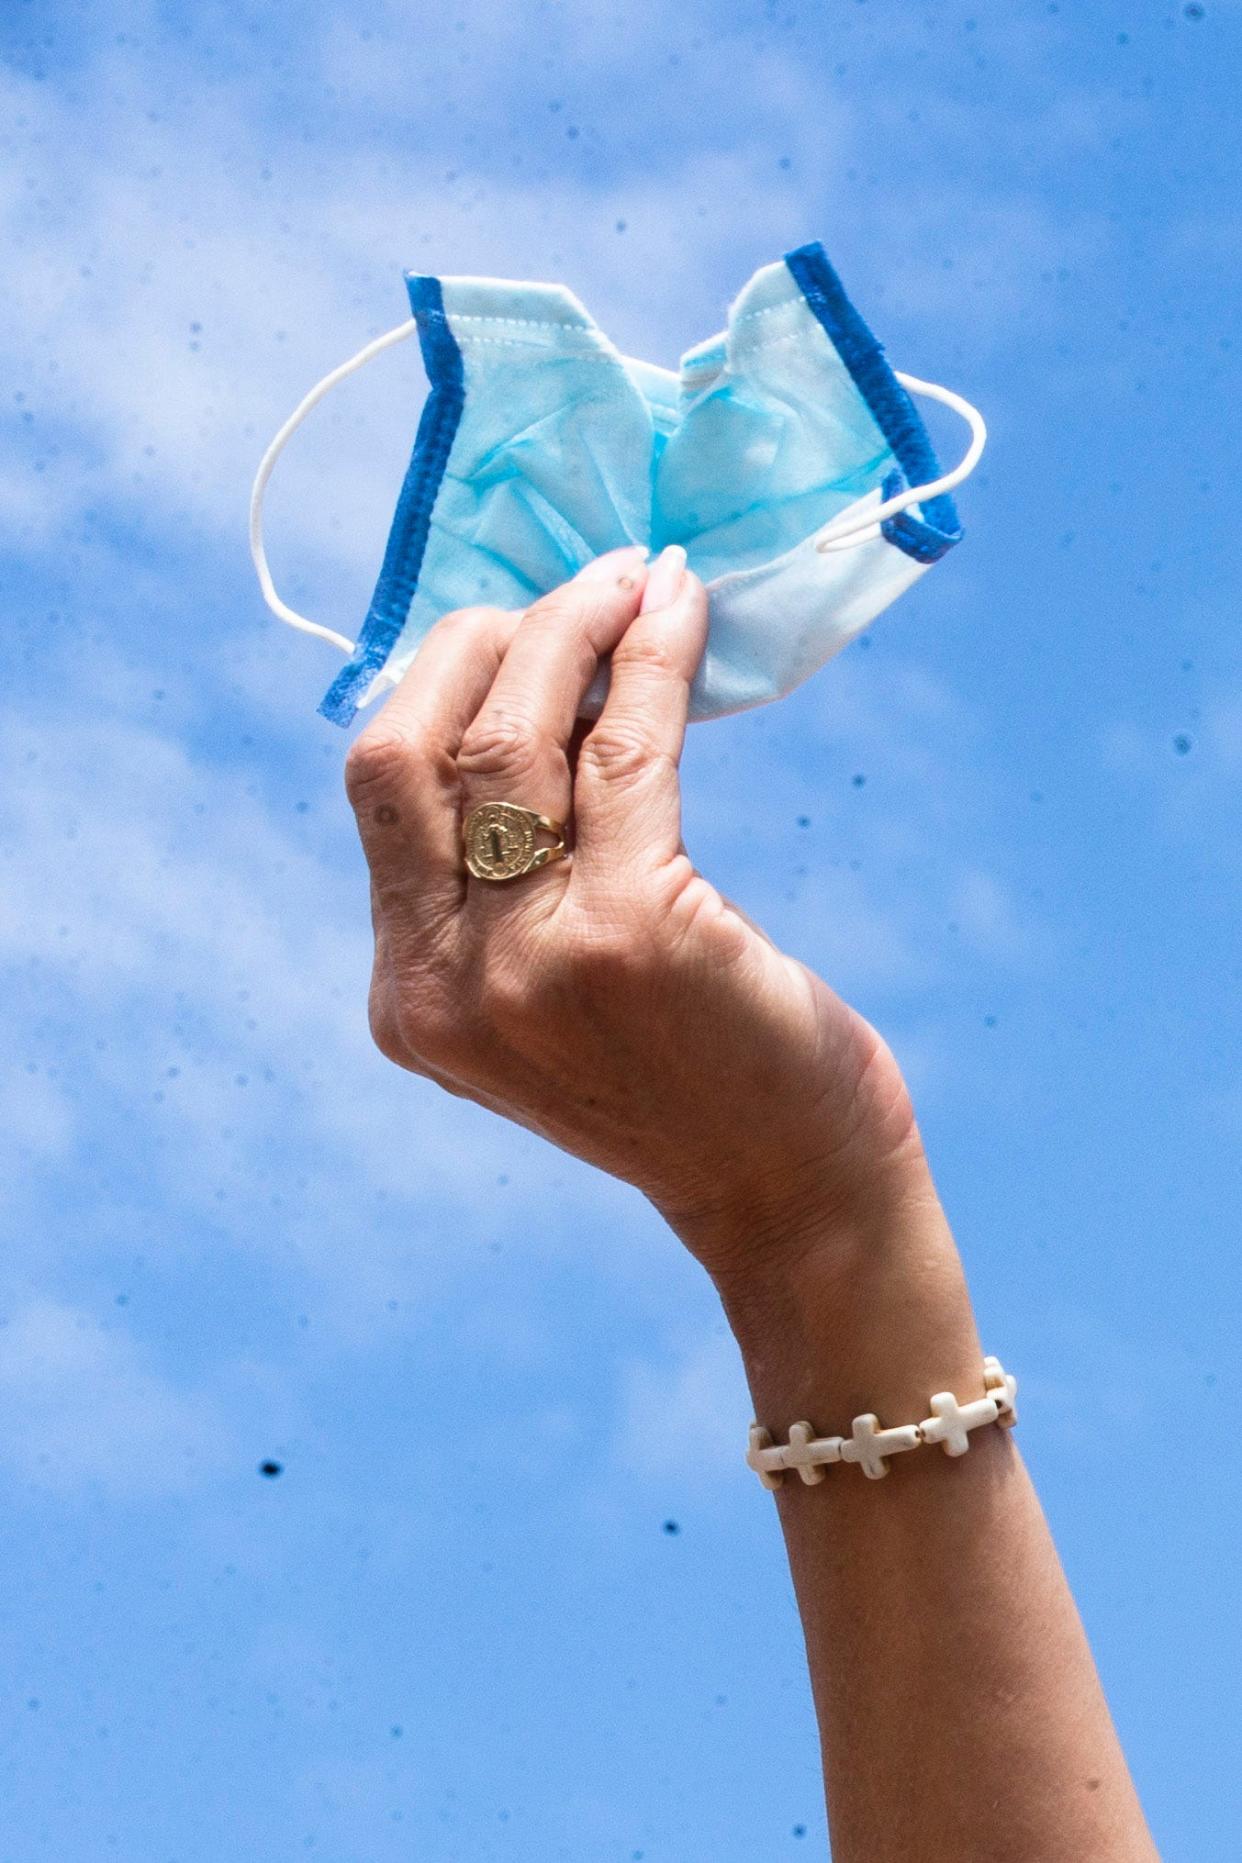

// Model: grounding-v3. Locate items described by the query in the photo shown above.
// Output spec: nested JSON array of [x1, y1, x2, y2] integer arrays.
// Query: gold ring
[[463, 802, 569, 882]]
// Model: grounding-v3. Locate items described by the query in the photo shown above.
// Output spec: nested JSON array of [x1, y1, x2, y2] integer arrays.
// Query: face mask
[[251, 241, 985, 727]]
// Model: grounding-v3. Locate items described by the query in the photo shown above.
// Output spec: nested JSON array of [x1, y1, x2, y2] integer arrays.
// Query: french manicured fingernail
[[639, 544, 687, 613], [576, 543, 650, 585]]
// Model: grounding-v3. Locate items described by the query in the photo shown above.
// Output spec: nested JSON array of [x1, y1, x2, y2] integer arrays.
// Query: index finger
[[344, 603, 520, 915]]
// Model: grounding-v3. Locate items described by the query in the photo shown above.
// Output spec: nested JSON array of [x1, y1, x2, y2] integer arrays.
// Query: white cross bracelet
[[746, 1356, 1018, 1488]]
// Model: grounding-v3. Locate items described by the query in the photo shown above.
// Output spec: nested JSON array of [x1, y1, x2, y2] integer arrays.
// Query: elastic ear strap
[[252, 327, 985, 633], [248, 318, 418, 653], [814, 372, 988, 553]]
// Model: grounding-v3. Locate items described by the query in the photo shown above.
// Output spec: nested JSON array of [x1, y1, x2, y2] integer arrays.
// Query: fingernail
[[639, 544, 687, 614], [576, 543, 650, 585]]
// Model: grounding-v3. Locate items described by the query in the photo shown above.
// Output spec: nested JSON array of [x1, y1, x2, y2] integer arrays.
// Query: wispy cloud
[[0, 690, 610, 1334], [616, 1329, 751, 1485], [0, 1297, 236, 1495]]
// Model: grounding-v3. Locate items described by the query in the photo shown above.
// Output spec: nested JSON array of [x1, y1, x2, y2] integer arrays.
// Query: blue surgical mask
[[251, 242, 985, 726]]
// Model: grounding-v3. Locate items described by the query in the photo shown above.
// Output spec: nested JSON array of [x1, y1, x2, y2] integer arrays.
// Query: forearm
[[693, 1170, 1157, 1862], [345, 548, 1156, 1856]]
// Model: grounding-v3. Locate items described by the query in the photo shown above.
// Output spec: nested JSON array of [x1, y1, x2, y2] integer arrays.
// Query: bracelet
[[746, 1356, 1018, 1487]]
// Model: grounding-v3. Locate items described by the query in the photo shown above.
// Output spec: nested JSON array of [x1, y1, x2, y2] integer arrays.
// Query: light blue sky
[[2, 2, 1239, 1856]]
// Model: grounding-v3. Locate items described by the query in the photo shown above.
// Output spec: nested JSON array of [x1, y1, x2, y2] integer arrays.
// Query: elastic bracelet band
[[746, 1356, 1018, 1488]]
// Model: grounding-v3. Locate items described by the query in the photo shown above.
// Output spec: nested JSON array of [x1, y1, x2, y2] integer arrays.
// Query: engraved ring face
[[463, 803, 540, 881]]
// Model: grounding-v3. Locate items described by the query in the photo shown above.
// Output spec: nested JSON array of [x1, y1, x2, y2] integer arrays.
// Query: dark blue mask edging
[[319, 275, 466, 728], [783, 242, 962, 565]]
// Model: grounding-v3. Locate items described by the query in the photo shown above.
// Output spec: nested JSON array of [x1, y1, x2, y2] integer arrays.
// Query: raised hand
[[343, 544, 927, 1281]]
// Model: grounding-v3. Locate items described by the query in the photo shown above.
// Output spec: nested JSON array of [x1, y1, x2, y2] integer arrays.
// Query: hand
[[344, 544, 931, 1284]]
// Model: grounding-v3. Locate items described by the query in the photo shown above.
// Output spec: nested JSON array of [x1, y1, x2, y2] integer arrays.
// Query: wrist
[[660, 1124, 944, 1295], [701, 1166, 983, 1437]]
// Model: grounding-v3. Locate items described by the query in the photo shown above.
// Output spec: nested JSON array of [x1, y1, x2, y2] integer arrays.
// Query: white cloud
[[616, 1329, 751, 1484], [0, 1298, 235, 1496], [950, 867, 1046, 964], [1098, 688, 1242, 863], [1015, 1308, 1202, 1458], [0, 1061, 75, 1163]]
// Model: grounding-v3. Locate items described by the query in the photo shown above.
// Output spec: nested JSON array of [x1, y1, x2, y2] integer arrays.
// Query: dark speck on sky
[[1184, 3, 1205, 17], [259, 1460, 283, 1478], [797, 814, 811, 828], [851, 773, 866, 787], [1174, 734, 1192, 755], [662, 1519, 680, 1535], [793, 1826, 807, 1839]]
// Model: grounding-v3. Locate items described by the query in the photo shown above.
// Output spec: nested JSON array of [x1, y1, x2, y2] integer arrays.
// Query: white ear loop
[[248, 317, 417, 654], [813, 373, 987, 552], [249, 325, 988, 651]]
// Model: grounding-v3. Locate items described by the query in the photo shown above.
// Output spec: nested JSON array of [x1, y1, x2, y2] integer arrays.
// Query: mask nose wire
[[813, 373, 988, 552], [248, 317, 418, 653]]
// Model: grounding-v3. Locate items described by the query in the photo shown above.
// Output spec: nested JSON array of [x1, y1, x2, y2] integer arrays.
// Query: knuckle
[[368, 995, 409, 1067], [616, 629, 679, 676], [457, 710, 543, 782], [344, 723, 423, 808], [390, 994, 460, 1072], [579, 722, 668, 787], [524, 589, 613, 660], [518, 598, 601, 676], [368, 972, 427, 1068], [369, 940, 466, 1072]]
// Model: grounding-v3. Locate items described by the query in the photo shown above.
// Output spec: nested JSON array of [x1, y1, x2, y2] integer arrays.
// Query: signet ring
[[462, 802, 569, 883]]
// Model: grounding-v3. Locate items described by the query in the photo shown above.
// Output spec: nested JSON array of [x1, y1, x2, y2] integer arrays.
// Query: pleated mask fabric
[[250, 241, 985, 727]]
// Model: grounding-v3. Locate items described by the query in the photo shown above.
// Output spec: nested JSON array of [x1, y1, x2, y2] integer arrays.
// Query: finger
[[571, 545, 708, 876], [455, 545, 649, 903], [344, 604, 521, 912]]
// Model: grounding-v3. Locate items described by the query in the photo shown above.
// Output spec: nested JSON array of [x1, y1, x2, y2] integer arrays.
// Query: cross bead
[[782, 1420, 842, 1484], [839, 1413, 922, 1481], [746, 1423, 785, 1490], [919, 1390, 1000, 1457], [983, 1355, 1019, 1426]]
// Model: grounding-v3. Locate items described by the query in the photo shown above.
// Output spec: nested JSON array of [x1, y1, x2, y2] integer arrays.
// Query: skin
[[344, 543, 1159, 1860]]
